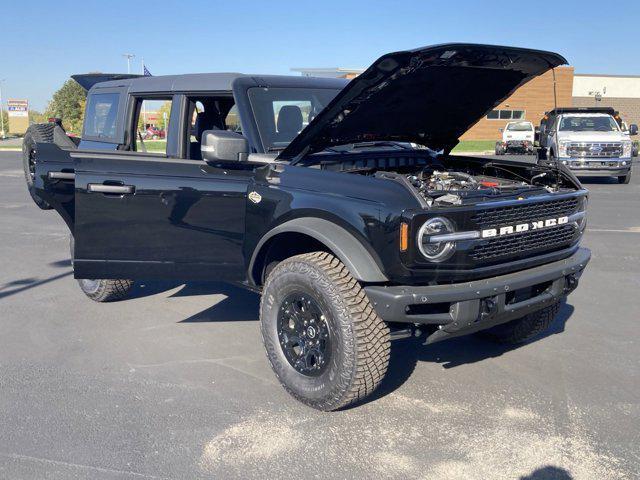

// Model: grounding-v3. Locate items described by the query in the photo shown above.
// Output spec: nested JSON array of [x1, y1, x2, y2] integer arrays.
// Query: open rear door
[[33, 143, 76, 231]]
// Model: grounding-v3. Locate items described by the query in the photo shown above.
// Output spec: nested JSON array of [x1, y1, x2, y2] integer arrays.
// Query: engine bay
[[399, 166, 549, 205], [321, 151, 579, 207]]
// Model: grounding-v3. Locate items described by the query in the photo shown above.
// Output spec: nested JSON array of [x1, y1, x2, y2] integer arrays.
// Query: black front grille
[[471, 197, 579, 229], [470, 224, 577, 261]]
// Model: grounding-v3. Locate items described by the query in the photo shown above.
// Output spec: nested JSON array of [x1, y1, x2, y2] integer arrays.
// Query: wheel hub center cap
[[306, 325, 317, 338]]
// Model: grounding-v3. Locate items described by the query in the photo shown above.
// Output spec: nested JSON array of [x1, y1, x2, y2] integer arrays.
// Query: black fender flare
[[249, 217, 389, 284]]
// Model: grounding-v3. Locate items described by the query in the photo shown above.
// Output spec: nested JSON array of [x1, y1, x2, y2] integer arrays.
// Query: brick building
[[461, 67, 574, 140]]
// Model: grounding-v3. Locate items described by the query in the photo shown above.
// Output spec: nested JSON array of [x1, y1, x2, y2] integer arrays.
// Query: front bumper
[[562, 158, 631, 177], [505, 140, 533, 150], [365, 248, 591, 343]]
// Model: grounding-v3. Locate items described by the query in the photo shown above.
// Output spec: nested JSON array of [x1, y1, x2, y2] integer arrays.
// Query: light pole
[[0, 79, 6, 139], [122, 53, 136, 74]]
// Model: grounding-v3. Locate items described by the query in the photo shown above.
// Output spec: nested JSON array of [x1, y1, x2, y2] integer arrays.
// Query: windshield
[[559, 115, 619, 132], [248, 87, 341, 152], [506, 122, 533, 131]]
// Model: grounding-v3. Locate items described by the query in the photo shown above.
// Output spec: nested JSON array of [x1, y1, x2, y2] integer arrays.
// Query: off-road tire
[[480, 302, 561, 344], [22, 123, 77, 210], [494, 142, 504, 155], [22, 124, 55, 209], [69, 235, 134, 302], [260, 252, 390, 411], [618, 172, 631, 184], [77, 278, 135, 302]]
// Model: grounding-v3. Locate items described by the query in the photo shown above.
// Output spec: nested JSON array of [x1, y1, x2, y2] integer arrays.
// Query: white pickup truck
[[495, 121, 535, 155], [539, 107, 637, 184]]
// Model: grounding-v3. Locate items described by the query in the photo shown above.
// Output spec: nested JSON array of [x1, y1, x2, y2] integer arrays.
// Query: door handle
[[87, 183, 135, 194], [48, 171, 75, 180]]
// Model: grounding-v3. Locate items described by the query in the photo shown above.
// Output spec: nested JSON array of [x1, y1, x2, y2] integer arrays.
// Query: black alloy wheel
[[277, 292, 331, 377]]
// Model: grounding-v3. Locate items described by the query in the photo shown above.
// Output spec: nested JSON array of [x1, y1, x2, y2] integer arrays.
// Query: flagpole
[[141, 57, 147, 128]]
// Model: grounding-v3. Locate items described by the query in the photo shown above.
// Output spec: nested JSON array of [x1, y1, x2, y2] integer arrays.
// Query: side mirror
[[499, 128, 504, 133], [629, 124, 638, 136], [201, 130, 249, 162]]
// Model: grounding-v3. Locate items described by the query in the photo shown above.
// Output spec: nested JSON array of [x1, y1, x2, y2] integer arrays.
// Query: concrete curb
[[450, 150, 494, 156]]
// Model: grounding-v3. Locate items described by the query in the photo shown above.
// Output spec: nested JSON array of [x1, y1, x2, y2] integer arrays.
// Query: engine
[[403, 167, 530, 205], [326, 151, 578, 205]]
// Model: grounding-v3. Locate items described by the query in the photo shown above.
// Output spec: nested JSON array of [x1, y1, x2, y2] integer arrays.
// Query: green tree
[[137, 100, 171, 133], [0, 110, 8, 136], [44, 79, 86, 133], [29, 110, 46, 124], [157, 101, 171, 131]]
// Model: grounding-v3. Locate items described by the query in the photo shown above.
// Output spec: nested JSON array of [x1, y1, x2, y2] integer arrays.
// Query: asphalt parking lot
[[1, 151, 638, 479]]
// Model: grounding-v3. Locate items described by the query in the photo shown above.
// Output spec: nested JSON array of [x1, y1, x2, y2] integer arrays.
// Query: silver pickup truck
[[538, 107, 637, 184]]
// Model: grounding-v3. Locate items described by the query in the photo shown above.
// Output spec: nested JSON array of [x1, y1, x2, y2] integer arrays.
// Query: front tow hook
[[564, 274, 579, 293]]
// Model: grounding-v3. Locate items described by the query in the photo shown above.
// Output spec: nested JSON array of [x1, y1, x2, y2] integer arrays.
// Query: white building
[[290, 68, 364, 79], [573, 74, 640, 126]]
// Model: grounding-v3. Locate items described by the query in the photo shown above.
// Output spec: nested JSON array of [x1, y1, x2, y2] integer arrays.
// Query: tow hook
[[565, 274, 579, 293], [389, 325, 423, 341], [478, 297, 498, 321]]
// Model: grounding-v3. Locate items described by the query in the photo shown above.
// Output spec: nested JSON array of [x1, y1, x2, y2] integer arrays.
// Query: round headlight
[[418, 217, 456, 262]]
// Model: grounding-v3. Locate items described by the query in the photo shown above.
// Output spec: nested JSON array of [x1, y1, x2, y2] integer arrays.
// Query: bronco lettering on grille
[[481, 216, 569, 239]]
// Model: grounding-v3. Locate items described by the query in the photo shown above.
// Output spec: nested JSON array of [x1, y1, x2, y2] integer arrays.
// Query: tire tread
[[22, 124, 56, 210], [261, 251, 390, 410], [79, 279, 134, 303]]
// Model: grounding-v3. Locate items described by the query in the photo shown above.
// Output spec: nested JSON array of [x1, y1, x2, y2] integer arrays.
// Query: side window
[[189, 101, 205, 143], [84, 93, 120, 140], [185, 97, 236, 159], [225, 105, 242, 133], [133, 98, 172, 154]]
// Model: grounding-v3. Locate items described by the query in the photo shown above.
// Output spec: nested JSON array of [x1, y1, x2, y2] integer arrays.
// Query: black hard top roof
[[74, 72, 349, 93], [546, 107, 618, 116]]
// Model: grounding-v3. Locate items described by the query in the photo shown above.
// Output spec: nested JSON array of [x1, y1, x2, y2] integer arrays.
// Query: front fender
[[249, 217, 389, 283]]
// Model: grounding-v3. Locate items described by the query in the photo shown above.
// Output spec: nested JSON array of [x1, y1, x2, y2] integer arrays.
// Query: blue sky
[[3, 0, 639, 110]]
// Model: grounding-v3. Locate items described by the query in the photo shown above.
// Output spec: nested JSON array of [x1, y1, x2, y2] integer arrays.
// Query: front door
[[72, 151, 251, 281]]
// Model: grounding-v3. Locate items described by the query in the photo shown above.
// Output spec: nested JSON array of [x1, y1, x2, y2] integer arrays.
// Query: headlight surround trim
[[417, 216, 457, 262]]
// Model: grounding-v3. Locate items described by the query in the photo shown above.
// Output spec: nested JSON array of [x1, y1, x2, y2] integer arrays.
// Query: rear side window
[[83, 93, 120, 140]]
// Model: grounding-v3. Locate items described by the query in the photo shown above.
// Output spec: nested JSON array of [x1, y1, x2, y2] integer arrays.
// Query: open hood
[[279, 43, 567, 163]]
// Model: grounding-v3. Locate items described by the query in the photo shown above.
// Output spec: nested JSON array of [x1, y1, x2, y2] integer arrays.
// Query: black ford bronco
[[24, 44, 590, 410]]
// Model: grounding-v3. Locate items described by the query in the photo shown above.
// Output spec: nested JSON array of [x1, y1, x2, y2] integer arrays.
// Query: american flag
[[143, 64, 152, 76]]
